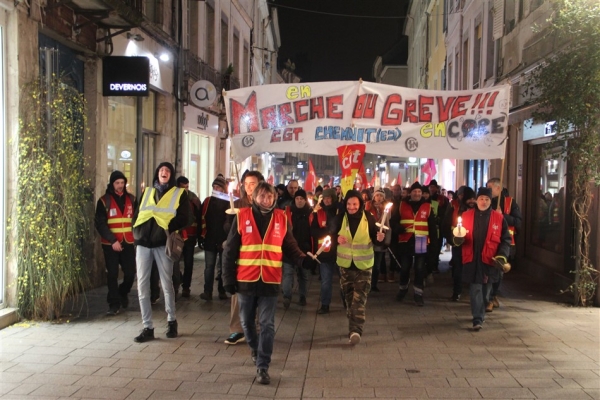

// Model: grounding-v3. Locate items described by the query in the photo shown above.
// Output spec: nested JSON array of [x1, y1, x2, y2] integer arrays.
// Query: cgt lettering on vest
[[110, 83, 148, 91]]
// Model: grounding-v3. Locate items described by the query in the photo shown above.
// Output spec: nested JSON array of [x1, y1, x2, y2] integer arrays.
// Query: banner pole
[[497, 145, 507, 211]]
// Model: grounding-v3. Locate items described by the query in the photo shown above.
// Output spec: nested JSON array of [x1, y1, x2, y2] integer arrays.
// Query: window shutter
[[493, 0, 504, 40]]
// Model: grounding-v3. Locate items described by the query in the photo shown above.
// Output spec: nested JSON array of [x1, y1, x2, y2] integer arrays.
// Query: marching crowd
[[95, 162, 522, 385]]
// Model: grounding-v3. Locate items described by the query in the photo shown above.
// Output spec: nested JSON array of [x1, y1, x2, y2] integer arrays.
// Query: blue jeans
[[281, 262, 309, 299], [237, 293, 277, 370], [136, 246, 176, 329], [469, 283, 491, 325], [319, 262, 336, 306], [204, 250, 225, 294]]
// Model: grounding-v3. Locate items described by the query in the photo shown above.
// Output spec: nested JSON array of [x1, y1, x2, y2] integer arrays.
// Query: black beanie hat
[[476, 187, 493, 199], [410, 182, 422, 192], [109, 170, 127, 186], [276, 183, 286, 192], [421, 186, 430, 194], [153, 162, 176, 187], [212, 176, 227, 191], [176, 176, 189, 185], [462, 187, 476, 200], [428, 179, 439, 187], [295, 189, 308, 200]]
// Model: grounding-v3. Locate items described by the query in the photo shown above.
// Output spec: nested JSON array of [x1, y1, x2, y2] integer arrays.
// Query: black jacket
[[309, 202, 339, 263], [460, 206, 512, 284], [201, 195, 230, 251], [283, 203, 313, 262], [222, 204, 306, 297], [95, 190, 137, 245]]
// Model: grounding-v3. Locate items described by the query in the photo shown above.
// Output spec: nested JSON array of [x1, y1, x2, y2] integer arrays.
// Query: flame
[[323, 236, 331, 248], [457, 216, 462, 224], [384, 202, 393, 212], [228, 181, 235, 194], [308, 198, 314, 206]]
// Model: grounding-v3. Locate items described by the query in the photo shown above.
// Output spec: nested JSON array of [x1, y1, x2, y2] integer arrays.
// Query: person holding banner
[[198, 176, 230, 301], [330, 189, 385, 345], [390, 182, 438, 306], [310, 188, 339, 314], [486, 178, 522, 312], [451, 187, 512, 331]]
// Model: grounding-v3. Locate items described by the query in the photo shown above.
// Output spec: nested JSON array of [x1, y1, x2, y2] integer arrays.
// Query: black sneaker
[[283, 297, 291, 310], [317, 305, 329, 314], [106, 306, 120, 316], [414, 294, 424, 307], [450, 293, 461, 302], [256, 368, 270, 385], [200, 292, 213, 301], [251, 349, 257, 363], [120, 294, 129, 309], [181, 288, 191, 298], [166, 320, 178, 338], [299, 296, 307, 306], [218, 291, 228, 300], [151, 296, 159, 305], [395, 289, 408, 302], [370, 286, 380, 292], [134, 328, 155, 343], [224, 332, 245, 345]]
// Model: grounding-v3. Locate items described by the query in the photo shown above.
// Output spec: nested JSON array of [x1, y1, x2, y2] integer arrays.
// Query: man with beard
[[281, 189, 312, 308], [442, 186, 476, 301], [330, 190, 385, 345], [95, 170, 137, 315], [310, 188, 339, 314], [132, 162, 189, 342], [390, 182, 438, 306], [452, 187, 511, 330], [222, 182, 313, 384]]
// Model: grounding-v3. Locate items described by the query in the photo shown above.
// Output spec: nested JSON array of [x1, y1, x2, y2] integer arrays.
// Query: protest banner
[[224, 81, 510, 162]]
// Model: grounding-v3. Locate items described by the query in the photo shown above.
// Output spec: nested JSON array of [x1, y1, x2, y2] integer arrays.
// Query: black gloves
[[224, 284, 237, 295], [197, 237, 205, 250], [302, 256, 316, 270]]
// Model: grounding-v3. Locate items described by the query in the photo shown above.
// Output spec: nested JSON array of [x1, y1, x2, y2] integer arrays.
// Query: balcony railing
[[184, 51, 242, 93]]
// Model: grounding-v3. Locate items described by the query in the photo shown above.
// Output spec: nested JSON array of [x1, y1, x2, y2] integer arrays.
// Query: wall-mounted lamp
[[126, 32, 145, 42], [155, 52, 170, 62], [265, 61, 271, 69]]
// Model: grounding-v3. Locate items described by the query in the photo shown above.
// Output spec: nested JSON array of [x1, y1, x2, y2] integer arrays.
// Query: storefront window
[[107, 97, 137, 193], [184, 132, 215, 199], [531, 148, 566, 253]]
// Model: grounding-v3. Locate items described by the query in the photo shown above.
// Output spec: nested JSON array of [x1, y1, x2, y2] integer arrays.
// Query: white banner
[[224, 81, 510, 162]]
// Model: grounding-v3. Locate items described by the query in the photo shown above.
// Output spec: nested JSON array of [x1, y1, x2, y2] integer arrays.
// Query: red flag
[[396, 172, 402, 187], [267, 175, 274, 184], [337, 144, 366, 196], [422, 159, 437, 184], [358, 164, 368, 190], [304, 159, 317, 192]]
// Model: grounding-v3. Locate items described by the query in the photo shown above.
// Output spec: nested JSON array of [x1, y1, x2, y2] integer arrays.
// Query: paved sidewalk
[[0, 252, 598, 399]]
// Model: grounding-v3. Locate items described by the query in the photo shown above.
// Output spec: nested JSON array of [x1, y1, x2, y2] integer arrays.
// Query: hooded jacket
[[132, 162, 189, 248]]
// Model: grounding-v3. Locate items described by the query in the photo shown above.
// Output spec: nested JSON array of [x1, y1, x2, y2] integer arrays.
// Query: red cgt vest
[[101, 193, 134, 245], [398, 201, 431, 242], [236, 208, 287, 284], [182, 199, 198, 239], [461, 208, 504, 265]]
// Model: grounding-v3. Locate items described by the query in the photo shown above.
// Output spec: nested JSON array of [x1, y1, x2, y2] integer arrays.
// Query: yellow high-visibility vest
[[336, 212, 374, 270], [134, 187, 184, 230]]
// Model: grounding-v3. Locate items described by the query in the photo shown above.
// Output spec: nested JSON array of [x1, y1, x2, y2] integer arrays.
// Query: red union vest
[[236, 208, 287, 284], [182, 199, 198, 238], [101, 193, 134, 245], [461, 208, 505, 265], [502, 196, 516, 245], [309, 209, 331, 253], [285, 206, 293, 228], [398, 201, 431, 242]]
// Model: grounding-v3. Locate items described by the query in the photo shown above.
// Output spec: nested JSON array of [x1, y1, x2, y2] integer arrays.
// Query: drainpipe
[[174, 0, 184, 174]]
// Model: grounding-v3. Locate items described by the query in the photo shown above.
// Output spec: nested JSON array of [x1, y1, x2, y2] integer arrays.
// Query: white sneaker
[[349, 332, 361, 345]]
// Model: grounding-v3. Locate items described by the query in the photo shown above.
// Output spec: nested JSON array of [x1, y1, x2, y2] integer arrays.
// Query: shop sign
[[102, 57, 149, 97]]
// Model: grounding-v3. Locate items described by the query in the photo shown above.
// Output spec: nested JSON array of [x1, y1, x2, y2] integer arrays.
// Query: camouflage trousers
[[340, 267, 372, 336]]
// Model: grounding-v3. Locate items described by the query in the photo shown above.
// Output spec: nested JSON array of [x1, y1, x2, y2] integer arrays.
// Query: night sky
[[273, 0, 409, 83]]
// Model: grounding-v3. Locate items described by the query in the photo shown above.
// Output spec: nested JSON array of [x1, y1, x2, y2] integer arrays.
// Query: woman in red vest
[[452, 187, 512, 331]]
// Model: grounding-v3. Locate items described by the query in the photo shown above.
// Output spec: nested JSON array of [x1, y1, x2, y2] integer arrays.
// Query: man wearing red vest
[[390, 182, 438, 306], [222, 182, 314, 385], [173, 176, 201, 298], [486, 178, 522, 311], [95, 171, 137, 315], [452, 187, 512, 331]]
